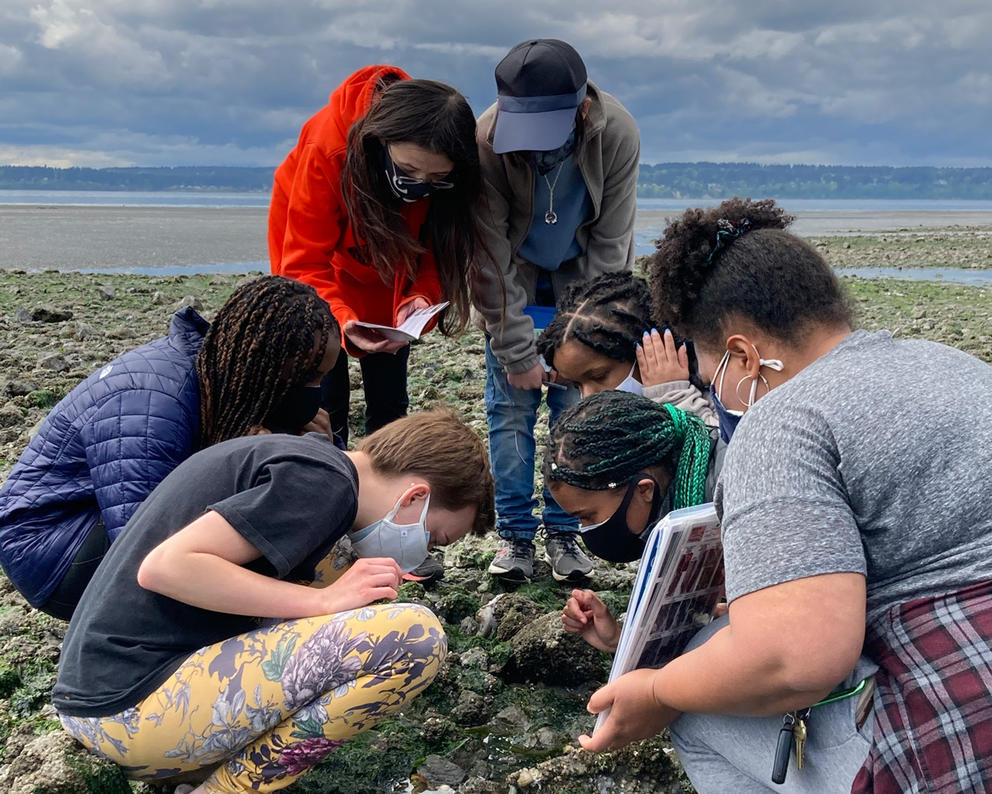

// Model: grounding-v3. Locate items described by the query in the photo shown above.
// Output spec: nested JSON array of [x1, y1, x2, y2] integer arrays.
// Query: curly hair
[[341, 78, 483, 336], [536, 271, 655, 369], [195, 276, 338, 447], [543, 390, 711, 510], [647, 197, 853, 348]]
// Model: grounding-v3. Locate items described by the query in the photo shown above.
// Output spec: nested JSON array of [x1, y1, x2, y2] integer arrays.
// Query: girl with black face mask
[[542, 389, 720, 653]]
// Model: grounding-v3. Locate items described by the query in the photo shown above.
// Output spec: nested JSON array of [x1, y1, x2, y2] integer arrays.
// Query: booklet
[[594, 502, 724, 734], [352, 301, 449, 343]]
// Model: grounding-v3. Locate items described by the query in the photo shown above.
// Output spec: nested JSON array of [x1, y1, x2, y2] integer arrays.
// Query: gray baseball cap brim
[[492, 87, 585, 154]]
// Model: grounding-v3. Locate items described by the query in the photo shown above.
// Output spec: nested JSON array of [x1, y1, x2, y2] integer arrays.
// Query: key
[[793, 714, 807, 770], [771, 713, 794, 784]]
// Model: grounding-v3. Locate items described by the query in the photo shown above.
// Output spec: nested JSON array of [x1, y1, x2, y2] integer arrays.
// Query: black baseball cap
[[493, 39, 587, 154]]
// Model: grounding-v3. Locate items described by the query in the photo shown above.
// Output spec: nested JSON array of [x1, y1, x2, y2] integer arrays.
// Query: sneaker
[[488, 538, 535, 582], [402, 553, 445, 583], [544, 531, 593, 583]]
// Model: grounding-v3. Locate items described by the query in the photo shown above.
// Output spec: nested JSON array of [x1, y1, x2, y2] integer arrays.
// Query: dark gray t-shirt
[[715, 330, 992, 624], [54, 432, 357, 717]]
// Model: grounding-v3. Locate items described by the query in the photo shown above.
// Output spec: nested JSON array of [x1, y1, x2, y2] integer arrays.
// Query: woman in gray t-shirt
[[576, 198, 992, 794]]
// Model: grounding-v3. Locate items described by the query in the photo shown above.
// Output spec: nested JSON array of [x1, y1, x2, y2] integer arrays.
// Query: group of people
[[0, 35, 989, 794]]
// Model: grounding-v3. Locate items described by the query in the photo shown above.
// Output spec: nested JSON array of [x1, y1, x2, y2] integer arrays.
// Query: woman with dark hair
[[579, 198, 992, 794], [269, 66, 483, 443], [0, 276, 339, 620], [542, 390, 717, 653]]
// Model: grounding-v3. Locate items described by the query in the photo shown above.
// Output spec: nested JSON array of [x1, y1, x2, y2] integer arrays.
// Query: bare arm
[[580, 572, 866, 751], [137, 510, 402, 618]]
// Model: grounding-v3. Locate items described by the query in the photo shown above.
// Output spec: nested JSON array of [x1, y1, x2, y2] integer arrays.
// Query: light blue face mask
[[348, 493, 430, 573]]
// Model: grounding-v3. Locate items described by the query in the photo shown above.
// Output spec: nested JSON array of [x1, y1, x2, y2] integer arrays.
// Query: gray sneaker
[[488, 538, 535, 582], [402, 553, 444, 583], [544, 531, 593, 583]]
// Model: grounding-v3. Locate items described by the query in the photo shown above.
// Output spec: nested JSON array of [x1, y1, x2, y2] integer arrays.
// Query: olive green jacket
[[472, 82, 641, 373]]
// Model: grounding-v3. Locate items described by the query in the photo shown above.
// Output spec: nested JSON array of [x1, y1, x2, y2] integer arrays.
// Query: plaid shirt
[[852, 581, 992, 793]]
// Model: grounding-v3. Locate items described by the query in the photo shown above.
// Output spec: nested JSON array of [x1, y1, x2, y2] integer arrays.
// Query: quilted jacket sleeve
[[80, 388, 198, 541]]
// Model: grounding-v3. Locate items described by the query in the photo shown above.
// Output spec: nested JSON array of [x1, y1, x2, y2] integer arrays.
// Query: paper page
[[352, 302, 449, 342]]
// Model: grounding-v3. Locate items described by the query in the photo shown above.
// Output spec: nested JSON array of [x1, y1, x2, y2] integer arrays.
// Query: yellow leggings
[[59, 602, 446, 793]]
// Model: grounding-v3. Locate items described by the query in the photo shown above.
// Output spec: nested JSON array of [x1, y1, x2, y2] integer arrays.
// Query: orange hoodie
[[268, 65, 442, 356]]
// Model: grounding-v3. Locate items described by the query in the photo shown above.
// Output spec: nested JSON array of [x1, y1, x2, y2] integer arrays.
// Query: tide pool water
[[3, 194, 992, 277]]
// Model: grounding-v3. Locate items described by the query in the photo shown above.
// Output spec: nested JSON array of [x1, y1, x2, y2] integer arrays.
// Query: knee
[[372, 603, 447, 679]]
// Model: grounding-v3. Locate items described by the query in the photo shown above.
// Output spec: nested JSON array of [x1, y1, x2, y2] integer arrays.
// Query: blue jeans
[[484, 339, 579, 541]]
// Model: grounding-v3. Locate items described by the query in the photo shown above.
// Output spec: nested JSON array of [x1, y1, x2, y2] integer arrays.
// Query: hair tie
[[704, 218, 751, 268]]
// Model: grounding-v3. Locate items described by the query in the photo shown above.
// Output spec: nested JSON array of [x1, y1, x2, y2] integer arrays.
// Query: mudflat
[[0, 205, 268, 271]]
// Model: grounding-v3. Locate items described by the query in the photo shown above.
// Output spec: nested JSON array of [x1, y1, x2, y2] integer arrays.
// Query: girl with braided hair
[[0, 275, 339, 620], [577, 197, 992, 794], [536, 271, 716, 427], [545, 390, 720, 654], [269, 66, 485, 444]]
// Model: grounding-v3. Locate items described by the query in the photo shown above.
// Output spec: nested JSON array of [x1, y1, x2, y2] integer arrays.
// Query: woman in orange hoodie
[[269, 65, 483, 443]]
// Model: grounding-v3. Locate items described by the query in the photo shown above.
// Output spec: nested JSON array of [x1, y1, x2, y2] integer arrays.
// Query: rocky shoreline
[[2, 236, 992, 793]]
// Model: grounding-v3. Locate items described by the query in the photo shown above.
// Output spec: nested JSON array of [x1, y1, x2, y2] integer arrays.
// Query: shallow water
[[4, 200, 992, 275], [836, 267, 992, 286]]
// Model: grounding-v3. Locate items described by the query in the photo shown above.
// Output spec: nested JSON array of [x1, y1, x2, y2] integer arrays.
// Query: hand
[[343, 321, 409, 354], [395, 296, 430, 326], [562, 589, 621, 653], [247, 425, 272, 436], [578, 668, 683, 753], [507, 362, 546, 390], [318, 557, 402, 613], [636, 328, 689, 387], [301, 408, 332, 438]]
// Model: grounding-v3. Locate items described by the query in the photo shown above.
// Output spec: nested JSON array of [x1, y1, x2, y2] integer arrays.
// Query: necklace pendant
[[545, 210, 558, 225]]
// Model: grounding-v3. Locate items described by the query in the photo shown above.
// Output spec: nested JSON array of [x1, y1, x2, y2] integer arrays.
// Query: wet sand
[[0, 205, 268, 271], [5, 203, 992, 273]]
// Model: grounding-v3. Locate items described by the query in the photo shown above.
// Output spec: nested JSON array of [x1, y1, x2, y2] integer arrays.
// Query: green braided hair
[[536, 271, 655, 370], [195, 275, 338, 447], [543, 390, 712, 509]]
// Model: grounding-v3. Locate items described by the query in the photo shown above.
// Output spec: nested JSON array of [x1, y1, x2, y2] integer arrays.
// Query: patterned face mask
[[381, 149, 454, 203]]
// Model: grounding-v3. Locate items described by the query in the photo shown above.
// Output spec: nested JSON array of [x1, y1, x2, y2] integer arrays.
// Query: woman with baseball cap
[[472, 39, 642, 585]]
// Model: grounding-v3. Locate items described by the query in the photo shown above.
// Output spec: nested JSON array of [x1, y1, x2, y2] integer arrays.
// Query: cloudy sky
[[2, 0, 990, 168]]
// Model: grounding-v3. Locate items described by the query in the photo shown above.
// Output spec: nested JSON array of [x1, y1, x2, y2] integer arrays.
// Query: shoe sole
[[487, 564, 531, 583], [544, 554, 592, 584]]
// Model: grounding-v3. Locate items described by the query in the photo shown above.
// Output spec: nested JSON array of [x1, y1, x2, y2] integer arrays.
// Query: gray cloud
[[1, 0, 989, 167]]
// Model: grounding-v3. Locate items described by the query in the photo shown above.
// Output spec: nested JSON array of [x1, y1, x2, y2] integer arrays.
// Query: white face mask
[[614, 363, 643, 396], [348, 492, 430, 573]]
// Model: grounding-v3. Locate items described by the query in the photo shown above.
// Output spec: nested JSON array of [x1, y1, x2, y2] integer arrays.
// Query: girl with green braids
[[544, 389, 721, 654]]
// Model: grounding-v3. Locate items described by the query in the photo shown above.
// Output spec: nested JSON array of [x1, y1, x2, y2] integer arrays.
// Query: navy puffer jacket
[[0, 308, 208, 607]]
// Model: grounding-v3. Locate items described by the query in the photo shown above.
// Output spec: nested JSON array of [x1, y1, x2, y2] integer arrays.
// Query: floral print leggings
[[59, 560, 446, 794]]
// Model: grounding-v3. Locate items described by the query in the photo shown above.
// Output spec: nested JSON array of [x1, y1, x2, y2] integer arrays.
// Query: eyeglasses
[[391, 174, 454, 191], [385, 144, 455, 190]]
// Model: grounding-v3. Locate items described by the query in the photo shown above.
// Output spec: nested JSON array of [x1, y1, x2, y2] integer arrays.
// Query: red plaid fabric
[[852, 581, 992, 794]]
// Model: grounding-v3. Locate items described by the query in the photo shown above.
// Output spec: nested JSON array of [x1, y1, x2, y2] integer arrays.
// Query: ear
[[580, 97, 593, 119], [634, 478, 656, 505], [725, 334, 761, 377], [400, 482, 430, 506]]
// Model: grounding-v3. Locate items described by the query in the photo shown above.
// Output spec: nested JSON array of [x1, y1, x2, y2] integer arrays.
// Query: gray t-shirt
[[715, 330, 992, 624], [54, 432, 357, 717]]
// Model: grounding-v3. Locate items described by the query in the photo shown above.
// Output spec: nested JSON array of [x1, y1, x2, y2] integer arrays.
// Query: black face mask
[[579, 477, 664, 563], [262, 385, 321, 434]]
